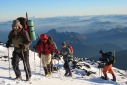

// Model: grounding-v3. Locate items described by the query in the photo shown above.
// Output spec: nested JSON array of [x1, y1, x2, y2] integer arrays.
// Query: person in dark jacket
[[60, 42, 73, 77], [99, 50, 116, 81], [6, 20, 32, 81], [35, 34, 54, 77]]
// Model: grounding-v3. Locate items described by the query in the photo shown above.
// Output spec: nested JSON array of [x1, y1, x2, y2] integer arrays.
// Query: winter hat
[[40, 34, 47, 40], [99, 50, 103, 54], [62, 41, 66, 46], [12, 19, 23, 29]]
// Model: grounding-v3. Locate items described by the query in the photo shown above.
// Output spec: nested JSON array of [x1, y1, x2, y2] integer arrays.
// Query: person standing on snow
[[99, 50, 116, 81], [60, 42, 73, 77], [6, 20, 32, 81], [35, 34, 54, 77], [47, 36, 58, 72]]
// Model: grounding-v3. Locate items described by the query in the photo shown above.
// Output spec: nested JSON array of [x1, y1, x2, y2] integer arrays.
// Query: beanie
[[99, 50, 103, 54], [40, 34, 47, 40], [12, 20, 23, 29], [62, 42, 66, 46]]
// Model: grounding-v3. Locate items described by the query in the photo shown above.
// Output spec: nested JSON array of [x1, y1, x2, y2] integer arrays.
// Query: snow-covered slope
[[0, 45, 127, 85]]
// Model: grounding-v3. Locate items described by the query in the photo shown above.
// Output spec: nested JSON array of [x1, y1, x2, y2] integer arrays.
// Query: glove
[[19, 44, 24, 49], [98, 63, 105, 68], [99, 58, 104, 61], [6, 40, 11, 48], [55, 50, 60, 55], [33, 45, 36, 49], [6, 43, 10, 48]]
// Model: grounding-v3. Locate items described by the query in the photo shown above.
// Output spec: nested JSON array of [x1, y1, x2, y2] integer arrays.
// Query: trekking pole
[[40, 54, 42, 74], [57, 59, 61, 78], [114, 50, 116, 63], [21, 50, 31, 84], [34, 48, 36, 73], [99, 68, 100, 77], [53, 55, 61, 78], [7, 48, 11, 78], [101, 68, 103, 77]]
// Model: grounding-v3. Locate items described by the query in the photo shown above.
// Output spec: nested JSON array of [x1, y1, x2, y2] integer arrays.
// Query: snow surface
[[0, 45, 127, 85]]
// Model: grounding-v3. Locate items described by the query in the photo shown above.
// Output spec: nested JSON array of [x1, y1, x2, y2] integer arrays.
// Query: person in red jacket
[[35, 34, 54, 77]]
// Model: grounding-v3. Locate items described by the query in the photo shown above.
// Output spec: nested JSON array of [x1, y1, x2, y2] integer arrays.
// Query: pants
[[103, 64, 114, 74], [41, 54, 51, 67], [12, 50, 31, 79], [63, 61, 72, 75], [50, 56, 53, 72], [41, 54, 52, 75], [64, 61, 69, 69]]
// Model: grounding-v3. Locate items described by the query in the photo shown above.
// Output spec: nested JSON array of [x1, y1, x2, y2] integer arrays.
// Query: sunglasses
[[42, 39, 47, 41]]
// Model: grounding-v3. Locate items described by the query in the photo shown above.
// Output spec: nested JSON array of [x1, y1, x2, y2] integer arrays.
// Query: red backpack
[[68, 45, 74, 54]]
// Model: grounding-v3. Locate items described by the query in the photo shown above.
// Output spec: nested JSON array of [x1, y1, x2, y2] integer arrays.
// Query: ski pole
[[53, 57, 61, 78], [56, 59, 61, 78], [99, 68, 100, 77], [101, 68, 103, 76], [7, 48, 11, 78], [34, 48, 36, 73], [40, 54, 42, 74], [21, 50, 31, 83]]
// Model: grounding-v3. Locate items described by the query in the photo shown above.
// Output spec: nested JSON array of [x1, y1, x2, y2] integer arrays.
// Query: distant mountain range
[[84, 27, 127, 49], [31, 28, 125, 58]]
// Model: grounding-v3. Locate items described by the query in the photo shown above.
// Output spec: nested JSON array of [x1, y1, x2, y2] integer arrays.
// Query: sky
[[0, 0, 127, 22], [0, 44, 127, 85]]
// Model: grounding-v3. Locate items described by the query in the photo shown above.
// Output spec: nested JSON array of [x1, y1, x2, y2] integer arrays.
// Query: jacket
[[8, 28, 32, 53], [35, 40, 54, 55], [99, 53, 113, 65], [60, 47, 73, 61]]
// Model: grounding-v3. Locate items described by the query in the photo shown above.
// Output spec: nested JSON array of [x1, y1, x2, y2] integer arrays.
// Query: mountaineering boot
[[111, 73, 116, 81], [68, 69, 72, 77], [26, 74, 31, 81], [48, 71, 52, 76], [64, 69, 69, 76], [14, 76, 22, 81], [47, 64, 52, 76], [26, 77, 31, 81], [101, 73, 108, 80], [26, 73, 31, 81], [44, 67, 48, 77], [51, 63, 53, 72]]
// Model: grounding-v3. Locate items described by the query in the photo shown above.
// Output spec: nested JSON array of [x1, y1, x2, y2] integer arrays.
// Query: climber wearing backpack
[[60, 42, 73, 77], [99, 50, 116, 81], [47, 36, 59, 72], [35, 34, 54, 77], [6, 19, 32, 81]]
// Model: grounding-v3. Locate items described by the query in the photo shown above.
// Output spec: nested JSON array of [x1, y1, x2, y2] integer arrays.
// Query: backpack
[[10, 13, 36, 41], [47, 36, 57, 49], [68, 45, 74, 54], [17, 17, 28, 32], [17, 17, 36, 41], [106, 52, 116, 64]]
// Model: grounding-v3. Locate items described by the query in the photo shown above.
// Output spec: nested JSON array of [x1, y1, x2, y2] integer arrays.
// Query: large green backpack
[[16, 13, 36, 41]]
